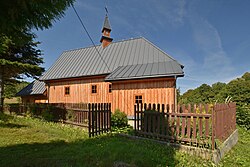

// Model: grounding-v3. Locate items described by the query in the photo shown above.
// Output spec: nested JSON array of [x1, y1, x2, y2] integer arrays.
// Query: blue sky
[[34, 0, 250, 93]]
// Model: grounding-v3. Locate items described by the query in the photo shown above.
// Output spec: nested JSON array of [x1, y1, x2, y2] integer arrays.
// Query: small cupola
[[100, 14, 113, 48]]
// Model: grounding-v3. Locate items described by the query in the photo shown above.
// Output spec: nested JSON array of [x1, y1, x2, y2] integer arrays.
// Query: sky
[[34, 0, 250, 93]]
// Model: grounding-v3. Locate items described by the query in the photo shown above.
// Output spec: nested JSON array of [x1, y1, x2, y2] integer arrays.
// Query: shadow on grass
[[0, 122, 28, 128], [0, 113, 28, 128], [0, 112, 15, 122], [0, 135, 177, 167]]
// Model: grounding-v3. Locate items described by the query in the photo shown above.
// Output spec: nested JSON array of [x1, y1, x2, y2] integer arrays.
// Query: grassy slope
[[0, 114, 249, 167], [219, 127, 250, 167]]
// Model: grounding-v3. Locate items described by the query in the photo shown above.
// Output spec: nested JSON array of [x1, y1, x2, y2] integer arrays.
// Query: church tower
[[100, 14, 113, 48]]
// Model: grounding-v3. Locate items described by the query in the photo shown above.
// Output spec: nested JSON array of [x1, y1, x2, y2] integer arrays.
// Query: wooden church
[[19, 15, 184, 116]]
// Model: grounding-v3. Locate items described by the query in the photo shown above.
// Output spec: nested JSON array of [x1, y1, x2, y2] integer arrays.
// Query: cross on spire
[[105, 6, 108, 14]]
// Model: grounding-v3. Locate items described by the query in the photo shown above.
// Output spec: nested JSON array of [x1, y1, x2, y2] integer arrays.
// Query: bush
[[237, 104, 250, 130], [66, 109, 76, 122], [28, 104, 42, 116], [111, 109, 128, 128], [41, 109, 54, 122]]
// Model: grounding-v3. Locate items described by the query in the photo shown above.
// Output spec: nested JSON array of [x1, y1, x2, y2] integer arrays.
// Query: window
[[135, 95, 142, 104], [65, 86, 70, 95], [109, 84, 112, 93], [92, 85, 97, 93]]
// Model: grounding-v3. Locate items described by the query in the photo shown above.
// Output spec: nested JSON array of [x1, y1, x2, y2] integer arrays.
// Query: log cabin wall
[[111, 78, 176, 116], [47, 76, 112, 104]]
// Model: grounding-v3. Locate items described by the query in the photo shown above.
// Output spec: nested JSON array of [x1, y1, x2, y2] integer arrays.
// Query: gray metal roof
[[102, 14, 111, 31], [105, 62, 184, 81], [16, 80, 46, 96], [40, 37, 184, 81]]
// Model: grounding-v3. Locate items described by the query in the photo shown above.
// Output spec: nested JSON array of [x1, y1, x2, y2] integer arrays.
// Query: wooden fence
[[88, 103, 111, 137], [214, 103, 236, 141], [3, 103, 111, 138], [134, 103, 236, 149]]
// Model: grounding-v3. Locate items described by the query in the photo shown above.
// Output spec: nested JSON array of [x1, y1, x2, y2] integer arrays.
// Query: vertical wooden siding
[[47, 76, 176, 116], [22, 95, 48, 104], [112, 78, 176, 116], [48, 76, 112, 104]]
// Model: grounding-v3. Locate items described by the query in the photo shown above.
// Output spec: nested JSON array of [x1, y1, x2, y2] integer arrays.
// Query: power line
[[72, 4, 132, 115], [71, 4, 111, 72]]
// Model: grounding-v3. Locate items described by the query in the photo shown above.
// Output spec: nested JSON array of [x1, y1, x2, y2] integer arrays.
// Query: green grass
[[219, 127, 250, 167], [0, 113, 249, 167]]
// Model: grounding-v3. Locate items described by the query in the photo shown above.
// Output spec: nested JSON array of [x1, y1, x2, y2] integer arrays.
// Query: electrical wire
[[71, 4, 111, 72], [72, 3, 136, 116]]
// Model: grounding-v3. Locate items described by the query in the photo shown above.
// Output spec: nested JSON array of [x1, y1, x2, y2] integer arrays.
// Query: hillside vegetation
[[179, 72, 250, 130], [5, 81, 29, 98]]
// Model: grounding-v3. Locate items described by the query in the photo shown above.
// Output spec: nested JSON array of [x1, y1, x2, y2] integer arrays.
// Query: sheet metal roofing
[[40, 37, 184, 81], [102, 15, 111, 31], [105, 62, 184, 81], [16, 80, 46, 96]]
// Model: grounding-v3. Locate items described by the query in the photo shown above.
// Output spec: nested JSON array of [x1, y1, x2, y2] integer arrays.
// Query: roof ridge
[[63, 37, 144, 53]]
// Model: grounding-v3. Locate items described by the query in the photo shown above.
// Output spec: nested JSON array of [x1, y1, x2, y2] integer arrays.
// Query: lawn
[[0, 113, 249, 167]]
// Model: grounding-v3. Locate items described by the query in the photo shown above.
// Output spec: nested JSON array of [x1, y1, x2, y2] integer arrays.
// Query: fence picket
[[205, 104, 210, 137], [176, 115, 180, 140], [181, 105, 186, 138], [161, 104, 165, 135], [4, 103, 111, 138], [187, 104, 191, 138], [134, 102, 235, 149], [88, 103, 91, 138]]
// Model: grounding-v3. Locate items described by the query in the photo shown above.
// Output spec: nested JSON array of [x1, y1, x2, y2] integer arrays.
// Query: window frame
[[64, 86, 70, 96], [135, 95, 143, 104], [108, 84, 112, 93], [91, 85, 97, 94]]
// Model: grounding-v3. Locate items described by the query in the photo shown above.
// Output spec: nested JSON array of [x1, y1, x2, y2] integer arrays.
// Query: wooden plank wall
[[47, 76, 176, 116], [22, 95, 48, 104], [112, 78, 176, 116], [48, 76, 112, 104]]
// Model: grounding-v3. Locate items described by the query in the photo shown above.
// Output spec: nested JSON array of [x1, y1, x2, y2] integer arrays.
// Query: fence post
[[134, 104, 137, 132], [88, 103, 91, 138], [108, 103, 111, 132], [98, 103, 101, 135], [104, 103, 107, 132], [212, 105, 215, 150]]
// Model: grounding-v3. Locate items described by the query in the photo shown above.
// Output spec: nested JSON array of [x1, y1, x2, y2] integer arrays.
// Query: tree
[[242, 72, 250, 81], [4, 81, 29, 99], [210, 82, 227, 103], [0, 31, 44, 108], [0, 0, 74, 112], [179, 72, 250, 129], [0, 0, 74, 35]]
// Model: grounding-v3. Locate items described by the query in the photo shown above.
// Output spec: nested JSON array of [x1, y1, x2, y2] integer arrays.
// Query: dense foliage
[[0, 0, 74, 35], [0, 0, 74, 111], [111, 109, 128, 128], [179, 72, 250, 130], [4, 81, 29, 99]]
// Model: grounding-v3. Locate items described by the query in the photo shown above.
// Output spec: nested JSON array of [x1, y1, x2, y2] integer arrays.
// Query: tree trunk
[[0, 66, 4, 113]]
